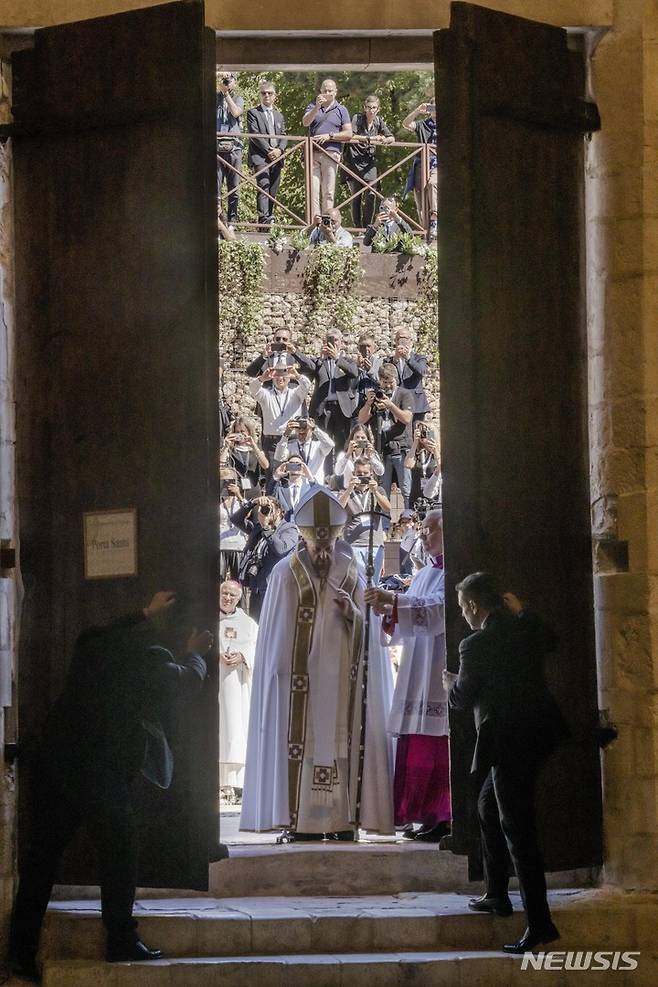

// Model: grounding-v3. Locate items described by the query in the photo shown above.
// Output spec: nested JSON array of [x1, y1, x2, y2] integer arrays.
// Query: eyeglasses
[[260, 90, 275, 96]]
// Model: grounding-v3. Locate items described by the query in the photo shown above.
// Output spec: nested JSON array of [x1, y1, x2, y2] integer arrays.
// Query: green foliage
[[371, 229, 426, 256], [302, 245, 363, 332], [267, 224, 310, 253], [217, 69, 434, 226], [416, 247, 439, 360], [217, 240, 265, 338]]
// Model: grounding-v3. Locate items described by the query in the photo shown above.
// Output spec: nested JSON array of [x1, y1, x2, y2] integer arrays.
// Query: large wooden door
[[13, 1, 218, 889], [435, 3, 603, 873]]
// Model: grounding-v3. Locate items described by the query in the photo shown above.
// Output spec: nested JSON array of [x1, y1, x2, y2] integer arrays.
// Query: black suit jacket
[[246, 349, 316, 379], [449, 609, 568, 774], [385, 352, 430, 415], [247, 106, 288, 163], [37, 612, 207, 793]]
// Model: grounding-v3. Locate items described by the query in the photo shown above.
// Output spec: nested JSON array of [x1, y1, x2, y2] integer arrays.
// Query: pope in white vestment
[[219, 580, 258, 794], [240, 487, 394, 838]]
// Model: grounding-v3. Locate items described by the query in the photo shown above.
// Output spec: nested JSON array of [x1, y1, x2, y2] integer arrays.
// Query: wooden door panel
[[13, 1, 218, 890], [435, 2, 602, 872]]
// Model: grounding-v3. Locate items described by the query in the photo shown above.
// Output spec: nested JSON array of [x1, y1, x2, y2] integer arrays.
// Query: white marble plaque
[[84, 509, 137, 579]]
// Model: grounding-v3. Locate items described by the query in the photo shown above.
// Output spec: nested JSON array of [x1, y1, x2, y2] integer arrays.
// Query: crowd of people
[[216, 73, 438, 241]]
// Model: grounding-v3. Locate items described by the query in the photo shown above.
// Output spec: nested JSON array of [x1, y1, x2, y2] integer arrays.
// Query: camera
[[375, 388, 385, 400], [358, 344, 370, 357], [271, 342, 286, 352], [259, 502, 271, 515], [222, 76, 232, 86], [321, 215, 332, 227], [287, 462, 303, 475], [297, 418, 309, 429], [356, 476, 371, 487], [355, 439, 369, 450]]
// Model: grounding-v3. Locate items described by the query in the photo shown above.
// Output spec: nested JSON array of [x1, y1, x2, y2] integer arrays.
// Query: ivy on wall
[[415, 248, 439, 360], [217, 241, 265, 339], [301, 244, 363, 333]]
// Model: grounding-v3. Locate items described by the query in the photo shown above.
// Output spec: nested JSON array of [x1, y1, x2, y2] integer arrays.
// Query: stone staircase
[[36, 885, 658, 986]]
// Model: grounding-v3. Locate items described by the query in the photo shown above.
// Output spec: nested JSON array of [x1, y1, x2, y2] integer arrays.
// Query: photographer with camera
[[232, 495, 298, 619], [405, 421, 441, 506], [338, 457, 391, 572], [363, 197, 414, 249], [248, 364, 312, 463], [343, 95, 395, 229], [222, 416, 269, 494], [358, 363, 414, 507], [309, 207, 353, 248], [216, 70, 244, 227], [306, 329, 360, 466], [402, 98, 438, 241], [273, 416, 334, 484], [333, 423, 384, 489], [268, 453, 317, 519], [219, 465, 247, 580]]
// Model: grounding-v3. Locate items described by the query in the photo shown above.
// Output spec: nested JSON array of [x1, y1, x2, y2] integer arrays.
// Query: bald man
[[218, 580, 258, 803]]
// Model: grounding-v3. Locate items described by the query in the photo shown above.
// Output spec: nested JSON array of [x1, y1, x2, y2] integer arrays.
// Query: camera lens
[[375, 389, 385, 400], [260, 503, 270, 515]]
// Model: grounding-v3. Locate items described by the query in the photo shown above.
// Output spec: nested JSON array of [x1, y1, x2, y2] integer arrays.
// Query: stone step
[[208, 842, 597, 898], [40, 949, 658, 987], [39, 889, 656, 963]]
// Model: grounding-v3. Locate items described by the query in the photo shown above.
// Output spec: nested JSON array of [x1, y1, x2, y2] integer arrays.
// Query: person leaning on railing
[[363, 197, 414, 249], [342, 95, 395, 229]]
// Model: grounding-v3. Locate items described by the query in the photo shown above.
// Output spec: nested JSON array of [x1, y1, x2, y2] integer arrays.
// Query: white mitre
[[294, 486, 347, 535]]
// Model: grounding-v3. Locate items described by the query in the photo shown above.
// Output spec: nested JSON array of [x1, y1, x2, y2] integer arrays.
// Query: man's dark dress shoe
[[401, 824, 417, 839], [106, 940, 163, 963], [326, 830, 356, 841], [468, 894, 514, 917], [502, 923, 560, 954], [413, 821, 451, 842], [5, 955, 41, 982]]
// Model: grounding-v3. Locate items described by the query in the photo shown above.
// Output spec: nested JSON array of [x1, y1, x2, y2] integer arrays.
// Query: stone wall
[[220, 290, 441, 435], [586, 1, 658, 889]]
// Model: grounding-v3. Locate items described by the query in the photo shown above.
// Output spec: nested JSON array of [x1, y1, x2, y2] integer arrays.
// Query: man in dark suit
[[247, 80, 288, 228], [384, 328, 429, 422], [445, 572, 568, 954], [306, 329, 359, 469], [245, 327, 314, 382], [7, 592, 212, 980]]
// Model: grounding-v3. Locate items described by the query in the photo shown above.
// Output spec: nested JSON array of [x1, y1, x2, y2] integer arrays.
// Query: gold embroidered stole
[[287, 546, 363, 827]]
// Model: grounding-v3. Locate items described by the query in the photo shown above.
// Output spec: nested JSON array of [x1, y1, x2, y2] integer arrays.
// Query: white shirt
[[273, 426, 334, 483], [249, 375, 311, 436]]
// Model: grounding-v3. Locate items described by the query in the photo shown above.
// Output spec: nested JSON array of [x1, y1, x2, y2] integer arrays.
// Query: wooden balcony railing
[[216, 133, 435, 234]]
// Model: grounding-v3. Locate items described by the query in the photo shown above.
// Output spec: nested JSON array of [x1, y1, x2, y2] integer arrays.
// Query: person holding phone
[[333, 423, 384, 489], [384, 327, 430, 423], [219, 464, 248, 580], [216, 70, 244, 227], [302, 79, 352, 217], [268, 454, 317, 519], [355, 333, 382, 396], [245, 328, 315, 385], [248, 365, 312, 462], [306, 329, 360, 467], [363, 197, 414, 249], [402, 98, 438, 241], [273, 416, 334, 484], [221, 416, 269, 493], [405, 421, 441, 505], [343, 95, 395, 229], [338, 458, 391, 572]]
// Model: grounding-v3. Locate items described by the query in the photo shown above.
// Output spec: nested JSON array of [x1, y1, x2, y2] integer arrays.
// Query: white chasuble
[[219, 606, 258, 787], [383, 565, 449, 737], [240, 541, 394, 834]]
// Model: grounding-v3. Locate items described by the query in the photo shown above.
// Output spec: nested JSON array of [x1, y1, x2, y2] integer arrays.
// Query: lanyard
[[273, 389, 290, 419]]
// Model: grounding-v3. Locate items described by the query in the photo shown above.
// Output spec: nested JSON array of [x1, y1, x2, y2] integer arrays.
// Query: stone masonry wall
[[586, 1, 658, 890], [220, 291, 441, 437]]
